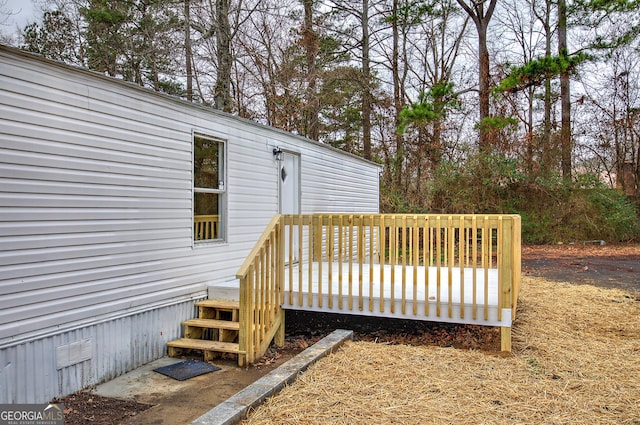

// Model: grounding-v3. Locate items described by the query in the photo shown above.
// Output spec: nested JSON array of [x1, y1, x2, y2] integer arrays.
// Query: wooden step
[[167, 338, 243, 354], [182, 318, 240, 330], [195, 299, 240, 310]]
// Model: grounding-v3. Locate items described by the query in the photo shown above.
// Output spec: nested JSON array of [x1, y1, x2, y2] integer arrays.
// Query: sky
[[1, 0, 37, 30]]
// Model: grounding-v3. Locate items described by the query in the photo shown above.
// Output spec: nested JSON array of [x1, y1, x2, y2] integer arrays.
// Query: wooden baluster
[[369, 214, 374, 312], [459, 216, 465, 319], [257, 248, 264, 346], [288, 215, 293, 305], [358, 215, 364, 311], [266, 233, 272, 325], [308, 216, 314, 307], [483, 216, 490, 321], [317, 215, 323, 308], [379, 217, 386, 313], [413, 216, 419, 315], [497, 216, 503, 322], [435, 216, 441, 317], [278, 219, 284, 306], [472, 216, 478, 320], [424, 216, 430, 316], [390, 215, 396, 313], [348, 215, 353, 311], [448, 216, 454, 319], [338, 215, 343, 310], [298, 214, 303, 307], [401, 216, 407, 315], [328, 215, 334, 309]]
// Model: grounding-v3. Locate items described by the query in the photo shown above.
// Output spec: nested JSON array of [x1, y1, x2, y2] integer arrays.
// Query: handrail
[[235, 214, 284, 366], [236, 215, 282, 277]]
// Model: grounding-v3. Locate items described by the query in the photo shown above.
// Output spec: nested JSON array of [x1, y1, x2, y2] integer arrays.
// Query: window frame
[[192, 132, 227, 245]]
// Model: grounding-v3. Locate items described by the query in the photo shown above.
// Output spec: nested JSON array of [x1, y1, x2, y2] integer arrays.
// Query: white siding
[[301, 148, 380, 213], [0, 46, 379, 403], [0, 299, 199, 403]]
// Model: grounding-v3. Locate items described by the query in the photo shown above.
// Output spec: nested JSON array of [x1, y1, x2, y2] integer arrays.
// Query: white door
[[279, 152, 300, 261]]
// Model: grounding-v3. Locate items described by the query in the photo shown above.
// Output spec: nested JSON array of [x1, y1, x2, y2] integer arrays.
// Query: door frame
[[277, 150, 301, 263], [278, 150, 301, 215]]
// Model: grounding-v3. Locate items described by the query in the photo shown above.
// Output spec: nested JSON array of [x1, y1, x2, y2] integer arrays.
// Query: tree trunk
[[478, 22, 490, 150], [456, 0, 497, 151], [185, 0, 193, 102], [214, 0, 232, 112], [540, 0, 552, 175], [635, 135, 640, 201], [303, 0, 320, 140], [541, 0, 552, 175], [392, 0, 403, 188], [361, 0, 372, 160], [558, 0, 571, 180], [613, 70, 622, 189]]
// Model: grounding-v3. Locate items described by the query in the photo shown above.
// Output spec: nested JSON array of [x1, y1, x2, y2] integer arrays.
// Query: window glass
[[194, 137, 220, 187], [194, 135, 224, 242]]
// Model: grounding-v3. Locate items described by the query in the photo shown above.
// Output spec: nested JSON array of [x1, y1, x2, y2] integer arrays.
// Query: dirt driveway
[[522, 243, 640, 294]]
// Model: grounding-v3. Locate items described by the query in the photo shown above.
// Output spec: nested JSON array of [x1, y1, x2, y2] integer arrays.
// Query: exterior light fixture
[[273, 147, 283, 161]]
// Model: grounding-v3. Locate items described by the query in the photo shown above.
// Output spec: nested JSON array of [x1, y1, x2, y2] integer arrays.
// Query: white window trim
[[192, 133, 227, 246]]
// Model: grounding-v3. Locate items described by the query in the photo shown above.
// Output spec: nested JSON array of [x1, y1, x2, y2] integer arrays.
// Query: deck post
[[238, 270, 253, 366], [276, 217, 285, 347], [512, 216, 522, 320], [501, 327, 511, 352], [275, 310, 285, 347], [500, 217, 515, 352]]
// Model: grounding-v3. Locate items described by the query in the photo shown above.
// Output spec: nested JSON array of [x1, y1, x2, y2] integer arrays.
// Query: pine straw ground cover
[[243, 277, 640, 424]]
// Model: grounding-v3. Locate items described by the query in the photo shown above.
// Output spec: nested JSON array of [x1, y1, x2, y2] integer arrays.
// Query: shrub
[[381, 153, 640, 243]]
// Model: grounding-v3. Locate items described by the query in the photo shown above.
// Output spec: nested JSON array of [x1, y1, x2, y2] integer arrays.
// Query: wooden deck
[[235, 214, 521, 366]]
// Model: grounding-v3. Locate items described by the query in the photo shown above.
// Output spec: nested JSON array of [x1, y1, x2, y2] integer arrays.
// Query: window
[[193, 134, 225, 242]]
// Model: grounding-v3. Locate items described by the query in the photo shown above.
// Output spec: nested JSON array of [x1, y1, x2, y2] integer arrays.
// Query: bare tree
[[391, 0, 403, 186], [301, 0, 320, 140], [214, 0, 232, 111], [185, 0, 193, 101], [327, 0, 377, 159], [558, 0, 571, 179], [456, 0, 497, 150], [236, 1, 300, 127], [495, 0, 551, 171], [409, 0, 469, 168], [531, 0, 554, 175], [579, 49, 640, 199], [361, 0, 372, 159]]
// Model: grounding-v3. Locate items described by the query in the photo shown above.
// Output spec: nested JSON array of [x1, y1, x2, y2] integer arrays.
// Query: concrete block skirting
[[191, 329, 354, 425]]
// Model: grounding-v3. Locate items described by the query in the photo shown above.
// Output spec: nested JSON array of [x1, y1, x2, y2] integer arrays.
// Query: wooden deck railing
[[235, 216, 285, 366], [236, 214, 521, 364], [194, 214, 219, 240]]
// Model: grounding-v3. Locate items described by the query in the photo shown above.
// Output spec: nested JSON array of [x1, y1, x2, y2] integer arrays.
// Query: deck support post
[[499, 217, 515, 353], [501, 326, 511, 352], [275, 310, 285, 347]]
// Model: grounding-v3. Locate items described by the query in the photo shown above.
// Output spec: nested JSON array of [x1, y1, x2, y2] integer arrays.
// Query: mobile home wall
[[0, 46, 379, 403]]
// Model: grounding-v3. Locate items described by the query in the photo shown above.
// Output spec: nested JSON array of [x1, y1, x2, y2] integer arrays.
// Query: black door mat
[[154, 360, 221, 381]]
